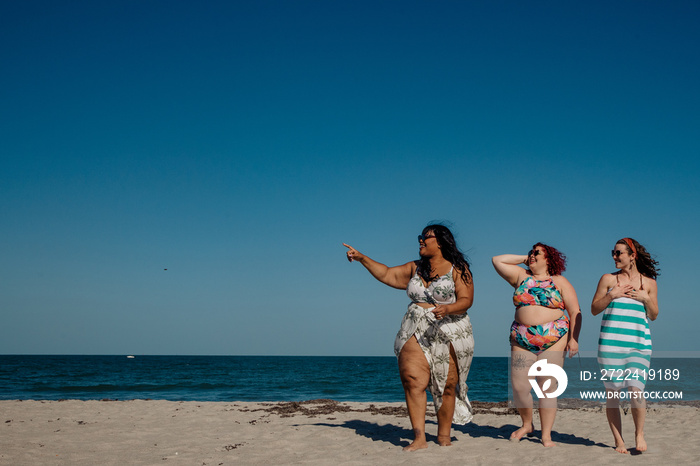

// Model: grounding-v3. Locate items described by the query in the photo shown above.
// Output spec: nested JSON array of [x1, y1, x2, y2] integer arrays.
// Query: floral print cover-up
[[394, 268, 475, 424]]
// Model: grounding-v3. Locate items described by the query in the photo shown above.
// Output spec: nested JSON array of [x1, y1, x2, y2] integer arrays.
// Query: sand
[[1, 399, 698, 465]]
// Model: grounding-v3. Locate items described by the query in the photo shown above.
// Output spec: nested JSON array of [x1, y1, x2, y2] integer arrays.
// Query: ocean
[[0, 355, 697, 402]]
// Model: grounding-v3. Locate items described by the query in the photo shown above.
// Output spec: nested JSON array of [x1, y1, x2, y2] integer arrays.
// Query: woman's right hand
[[343, 243, 414, 289], [609, 281, 634, 300], [491, 254, 529, 287], [343, 243, 365, 263]]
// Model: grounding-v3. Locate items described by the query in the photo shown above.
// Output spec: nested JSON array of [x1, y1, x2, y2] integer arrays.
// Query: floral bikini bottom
[[509, 315, 569, 354]]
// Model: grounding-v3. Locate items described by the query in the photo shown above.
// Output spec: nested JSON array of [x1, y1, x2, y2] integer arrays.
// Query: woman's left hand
[[566, 339, 579, 358], [432, 305, 449, 320], [627, 287, 650, 304]]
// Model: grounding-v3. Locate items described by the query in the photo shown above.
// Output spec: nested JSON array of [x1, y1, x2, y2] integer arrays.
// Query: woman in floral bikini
[[492, 243, 581, 447]]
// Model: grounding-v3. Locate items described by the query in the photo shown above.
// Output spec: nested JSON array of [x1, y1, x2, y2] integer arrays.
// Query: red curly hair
[[532, 242, 567, 276]]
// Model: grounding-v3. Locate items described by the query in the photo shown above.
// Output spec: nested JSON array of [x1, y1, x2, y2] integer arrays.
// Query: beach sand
[[1, 399, 698, 465]]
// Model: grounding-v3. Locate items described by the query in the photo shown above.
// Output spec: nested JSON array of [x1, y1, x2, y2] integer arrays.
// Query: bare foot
[[437, 435, 452, 446], [510, 423, 534, 441], [635, 432, 647, 452], [403, 439, 428, 451], [542, 438, 557, 447], [614, 441, 629, 454]]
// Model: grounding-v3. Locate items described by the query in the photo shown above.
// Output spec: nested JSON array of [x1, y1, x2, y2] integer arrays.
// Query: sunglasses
[[528, 249, 542, 257], [418, 234, 436, 242], [611, 250, 626, 258]]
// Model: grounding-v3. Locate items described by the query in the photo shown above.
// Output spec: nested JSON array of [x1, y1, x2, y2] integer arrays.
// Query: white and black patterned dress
[[394, 267, 475, 424]]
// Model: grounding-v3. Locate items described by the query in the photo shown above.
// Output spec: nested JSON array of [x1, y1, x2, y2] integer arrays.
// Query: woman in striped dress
[[591, 238, 659, 454]]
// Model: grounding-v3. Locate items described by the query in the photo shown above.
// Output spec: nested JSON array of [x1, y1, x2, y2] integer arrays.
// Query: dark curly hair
[[617, 238, 660, 279], [417, 224, 473, 285], [531, 242, 567, 276]]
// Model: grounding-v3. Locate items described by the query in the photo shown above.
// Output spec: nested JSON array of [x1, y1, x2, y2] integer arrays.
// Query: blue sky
[[2, 1, 698, 357]]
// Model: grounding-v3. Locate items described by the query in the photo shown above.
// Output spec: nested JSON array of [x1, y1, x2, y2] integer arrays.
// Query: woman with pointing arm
[[344, 224, 475, 451]]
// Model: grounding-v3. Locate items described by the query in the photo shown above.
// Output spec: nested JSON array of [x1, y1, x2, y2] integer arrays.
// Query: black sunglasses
[[528, 249, 542, 257], [418, 234, 436, 242], [611, 250, 626, 258]]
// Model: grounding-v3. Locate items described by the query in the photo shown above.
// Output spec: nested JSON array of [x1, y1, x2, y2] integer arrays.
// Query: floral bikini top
[[513, 276, 565, 310], [406, 267, 456, 305]]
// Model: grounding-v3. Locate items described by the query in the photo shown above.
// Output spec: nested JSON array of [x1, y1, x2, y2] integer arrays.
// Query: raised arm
[[491, 254, 528, 287], [343, 243, 414, 290]]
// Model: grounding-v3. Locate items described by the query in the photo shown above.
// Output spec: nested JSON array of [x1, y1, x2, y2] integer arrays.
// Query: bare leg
[[436, 345, 459, 446], [537, 338, 566, 447], [510, 347, 536, 440], [605, 389, 628, 453], [538, 398, 557, 447], [398, 336, 430, 451], [629, 387, 647, 452]]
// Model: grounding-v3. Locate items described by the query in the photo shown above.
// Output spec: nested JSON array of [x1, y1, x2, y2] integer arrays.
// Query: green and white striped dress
[[597, 294, 651, 391]]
